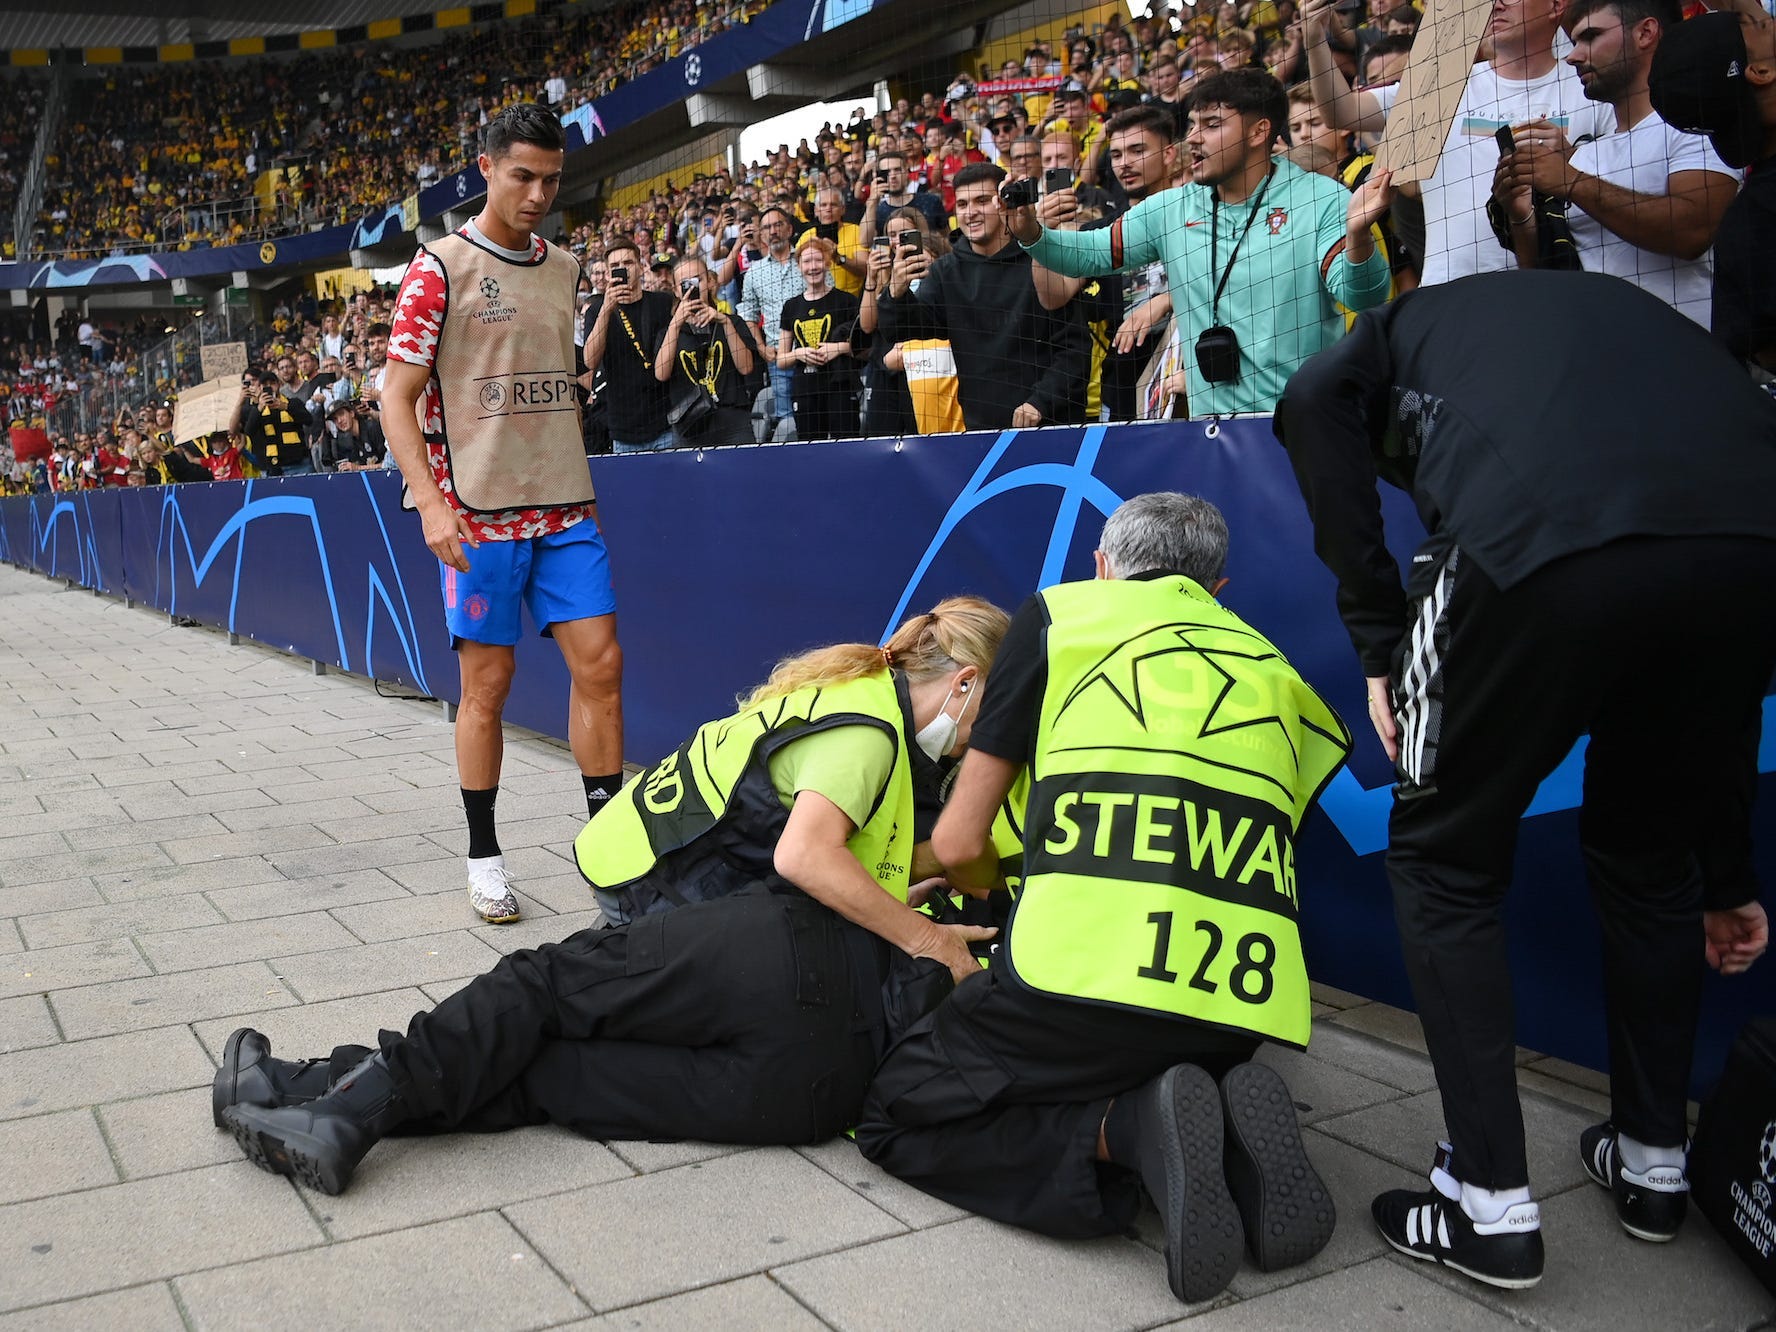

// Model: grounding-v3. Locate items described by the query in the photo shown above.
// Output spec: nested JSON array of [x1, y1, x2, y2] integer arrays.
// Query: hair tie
[[881, 646, 895, 668]]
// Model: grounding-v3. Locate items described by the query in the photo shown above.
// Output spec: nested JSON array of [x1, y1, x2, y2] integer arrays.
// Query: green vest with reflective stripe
[[574, 671, 917, 913], [1004, 576, 1352, 1047]]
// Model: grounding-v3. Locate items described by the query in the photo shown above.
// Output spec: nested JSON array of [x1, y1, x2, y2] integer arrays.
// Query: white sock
[[1618, 1132, 1685, 1175], [1460, 1182, 1532, 1224], [1430, 1140, 1461, 1202]]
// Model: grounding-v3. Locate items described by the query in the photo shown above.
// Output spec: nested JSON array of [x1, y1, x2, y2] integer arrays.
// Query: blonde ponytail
[[741, 595, 1011, 707]]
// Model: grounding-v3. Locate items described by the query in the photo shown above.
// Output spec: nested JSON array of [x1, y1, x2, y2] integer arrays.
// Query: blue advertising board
[[4, 418, 1771, 1093]]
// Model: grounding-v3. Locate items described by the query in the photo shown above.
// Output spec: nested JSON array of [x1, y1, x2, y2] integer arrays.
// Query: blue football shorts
[[440, 518, 616, 647]]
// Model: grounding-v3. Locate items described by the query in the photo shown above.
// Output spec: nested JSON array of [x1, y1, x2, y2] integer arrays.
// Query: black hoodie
[[877, 236, 1090, 430]]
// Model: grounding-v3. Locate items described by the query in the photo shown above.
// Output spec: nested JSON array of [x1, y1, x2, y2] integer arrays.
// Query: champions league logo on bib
[[1726, 1121, 1776, 1259]]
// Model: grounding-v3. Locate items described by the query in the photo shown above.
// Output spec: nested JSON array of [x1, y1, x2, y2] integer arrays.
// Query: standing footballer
[[383, 101, 624, 924]]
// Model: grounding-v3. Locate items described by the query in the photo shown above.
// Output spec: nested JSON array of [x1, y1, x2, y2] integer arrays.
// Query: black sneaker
[[1126, 1063, 1246, 1303], [1372, 1186, 1544, 1289], [1579, 1121, 1688, 1243], [1220, 1062, 1336, 1271]]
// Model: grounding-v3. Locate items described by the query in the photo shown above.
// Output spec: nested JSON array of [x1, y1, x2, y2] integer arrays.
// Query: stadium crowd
[[12, 0, 1775, 459], [23, 0, 774, 259]]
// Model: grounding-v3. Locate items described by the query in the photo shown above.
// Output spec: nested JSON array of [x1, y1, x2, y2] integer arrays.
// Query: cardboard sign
[[1372, 0, 1494, 180], [198, 341, 249, 382], [171, 376, 239, 445]]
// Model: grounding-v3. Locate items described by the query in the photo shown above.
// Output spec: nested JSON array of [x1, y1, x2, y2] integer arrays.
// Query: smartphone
[[679, 277, 699, 296], [897, 232, 921, 253], [1494, 125, 1515, 155], [1043, 166, 1073, 197], [610, 264, 629, 285], [871, 234, 892, 252]]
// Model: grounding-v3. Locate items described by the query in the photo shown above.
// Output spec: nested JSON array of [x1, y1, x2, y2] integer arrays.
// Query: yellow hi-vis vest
[[574, 671, 918, 917], [1003, 576, 1352, 1047]]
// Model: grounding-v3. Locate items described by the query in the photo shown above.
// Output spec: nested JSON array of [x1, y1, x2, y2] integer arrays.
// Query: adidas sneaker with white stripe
[[1371, 1186, 1545, 1289], [1579, 1121, 1688, 1242]]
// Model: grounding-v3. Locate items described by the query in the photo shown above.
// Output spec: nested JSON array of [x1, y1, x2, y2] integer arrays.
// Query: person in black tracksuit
[[876, 162, 1090, 431], [1274, 269, 1776, 1289]]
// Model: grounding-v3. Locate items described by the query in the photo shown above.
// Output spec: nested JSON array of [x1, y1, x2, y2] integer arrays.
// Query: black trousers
[[1386, 535, 1776, 1190], [328, 892, 880, 1145], [855, 967, 1256, 1238]]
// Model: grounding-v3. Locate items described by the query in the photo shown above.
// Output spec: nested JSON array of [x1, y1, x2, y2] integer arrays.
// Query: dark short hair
[[1564, 0, 1680, 31], [605, 237, 642, 263], [1360, 32, 1417, 77], [1189, 68, 1289, 146], [1384, 3, 1422, 25], [481, 100, 566, 159], [365, 321, 391, 339], [876, 150, 906, 167], [952, 161, 1007, 193], [1106, 103, 1178, 145]]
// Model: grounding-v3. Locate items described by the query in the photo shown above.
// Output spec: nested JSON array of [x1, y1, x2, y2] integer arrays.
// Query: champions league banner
[[4, 418, 1772, 1089]]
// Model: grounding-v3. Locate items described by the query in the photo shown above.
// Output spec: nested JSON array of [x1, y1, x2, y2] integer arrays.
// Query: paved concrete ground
[[0, 563, 1769, 1331]]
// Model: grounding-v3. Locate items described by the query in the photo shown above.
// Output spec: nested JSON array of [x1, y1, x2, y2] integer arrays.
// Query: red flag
[[8, 424, 50, 462]]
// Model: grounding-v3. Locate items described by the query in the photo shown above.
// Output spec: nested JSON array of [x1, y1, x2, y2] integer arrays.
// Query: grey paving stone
[[0, 936, 151, 999], [273, 930, 502, 1003], [0, 994, 61, 1053], [794, 1137, 968, 1230], [0, 1023, 214, 1120], [1517, 1069, 1612, 1120], [511, 871, 606, 918], [218, 744, 358, 775], [0, 1283, 186, 1332], [212, 796, 380, 834], [0, 879, 104, 922], [1223, 1130, 1423, 1298], [97, 1087, 242, 1179], [48, 961, 292, 1041], [0, 831, 80, 860], [1403, 1180, 1772, 1332], [161, 824, 339, 867], [206, 870, 412, 922], [18, 896, 226, 949], [1327, 1003, 1430, 1054], [95, 758, 235, 788], [777, 1214, 1182, 1332], [174, 1210, 587, 1332], [266, 835, 451, 879], [191, 987, 435, 1064], [1524, 1055, 1612, 1098], [0, 1108, 117, 1203], [117, 786, 274, 820], [471, 910, 605, 955], [77, 814, 230, 851], [0, 918, 19, 954], [419, 976, 476, 1004], [0, 1161, 323, 1312], [578, 1275, 828, 1331], [1255, 1042, 1407, 1125], [1173, 1258, 1517, 1331], [0, 843, 175, 889], [310, 807, 464, 845], [1315, 1088, 1598, 1196], [1296, 1022, 1440, 1094], [329, 891, 506, 943], [135, 912, 360, 974], [358, 785, 463, 815], [93, 856, 287, 903], [603, 1139, 753, 1173], [508, 1148, 903, 1311], [308, 1125, 631, 1239]]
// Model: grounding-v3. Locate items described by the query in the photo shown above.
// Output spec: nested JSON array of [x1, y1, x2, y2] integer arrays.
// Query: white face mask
[[913, 678, 972, 762]]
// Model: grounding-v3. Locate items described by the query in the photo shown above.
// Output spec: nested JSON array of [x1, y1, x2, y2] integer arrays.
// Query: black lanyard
[[1208, 166, 1274, 324]]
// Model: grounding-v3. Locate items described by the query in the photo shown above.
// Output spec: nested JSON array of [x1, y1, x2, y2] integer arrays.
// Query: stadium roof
[[0, 0, 458, 51]]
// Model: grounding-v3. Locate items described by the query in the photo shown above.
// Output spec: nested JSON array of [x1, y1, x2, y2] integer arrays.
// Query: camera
[[1194, 325, 1243, 384], [999, 177, 1039, 210]]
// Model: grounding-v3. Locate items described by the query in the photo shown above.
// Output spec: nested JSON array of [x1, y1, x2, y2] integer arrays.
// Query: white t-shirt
[[1566, 112, 1737, 326], [1374, 61, 1613, 284]]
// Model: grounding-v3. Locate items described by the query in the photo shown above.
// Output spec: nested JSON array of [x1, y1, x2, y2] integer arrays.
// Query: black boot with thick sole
[[223, 1051, 405, 1196], [211, 1028, 335, 1129]]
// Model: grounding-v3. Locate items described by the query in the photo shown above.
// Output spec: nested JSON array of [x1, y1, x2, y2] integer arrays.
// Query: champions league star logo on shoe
[[480, 276, 500, 301]]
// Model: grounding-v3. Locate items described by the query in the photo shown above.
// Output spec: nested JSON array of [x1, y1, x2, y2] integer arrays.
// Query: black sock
[[462, 786, 501, 860], [1103, 1093, 1144, 1169], [583, 772, 623, 819]]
